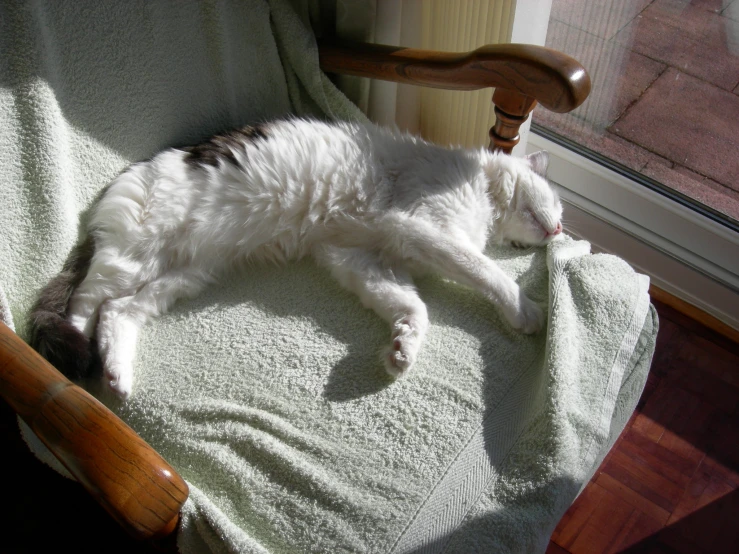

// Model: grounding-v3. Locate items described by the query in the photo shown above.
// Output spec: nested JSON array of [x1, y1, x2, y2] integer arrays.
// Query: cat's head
[[485, 151, 563, 247]]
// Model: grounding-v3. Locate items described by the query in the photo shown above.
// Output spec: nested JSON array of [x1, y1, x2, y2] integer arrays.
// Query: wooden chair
[[0, 39, 589, 547]]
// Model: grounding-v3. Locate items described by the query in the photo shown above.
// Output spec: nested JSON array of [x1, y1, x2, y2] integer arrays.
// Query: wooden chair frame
[[0, 39, 589, 544]]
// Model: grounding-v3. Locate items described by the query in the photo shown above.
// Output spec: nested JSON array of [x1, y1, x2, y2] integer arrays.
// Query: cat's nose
[[553, 222, 562, 235]]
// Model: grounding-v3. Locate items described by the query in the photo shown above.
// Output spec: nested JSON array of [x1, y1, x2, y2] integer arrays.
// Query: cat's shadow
[[182, 260, 397, 402], [185, 245, 549, 409], [91, 246, 551, 473]]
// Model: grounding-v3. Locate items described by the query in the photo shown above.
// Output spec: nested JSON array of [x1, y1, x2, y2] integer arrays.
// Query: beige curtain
[[309, 0, 518, 148], [418, 1, 515, 148]]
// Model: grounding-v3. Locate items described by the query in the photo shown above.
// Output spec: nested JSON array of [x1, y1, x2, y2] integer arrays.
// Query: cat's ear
[[525, 151, 549, 177]]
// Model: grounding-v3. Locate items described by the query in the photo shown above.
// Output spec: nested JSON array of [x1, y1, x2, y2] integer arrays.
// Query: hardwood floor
[[2, 297, 737, 552], [547, 298, 739, 554]]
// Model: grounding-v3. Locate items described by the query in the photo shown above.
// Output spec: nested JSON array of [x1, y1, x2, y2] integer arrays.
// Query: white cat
[[31, 118, 563, 399]]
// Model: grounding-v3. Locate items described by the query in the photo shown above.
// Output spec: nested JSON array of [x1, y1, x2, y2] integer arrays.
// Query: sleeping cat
[[31, 118, 563, 399]]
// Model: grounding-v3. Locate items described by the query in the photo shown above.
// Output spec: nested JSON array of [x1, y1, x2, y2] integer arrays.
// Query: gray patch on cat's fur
[[29, 235, 102, 379], [182, 124, 269, 170]]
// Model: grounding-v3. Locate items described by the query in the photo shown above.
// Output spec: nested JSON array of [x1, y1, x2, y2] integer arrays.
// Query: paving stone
[[663, 0, 734, 15], [545, 19, 666, 129], [613, 0, 739, 91], [641, 160, 739, 221], [642, 0, 734, 41], [611, 68, 739, 191], [533, 107, 654, 172], [550, 0, 652, 40], [689, 0, 735, 13], [725, 0, 739, 21], [538, 0, 739, 224]]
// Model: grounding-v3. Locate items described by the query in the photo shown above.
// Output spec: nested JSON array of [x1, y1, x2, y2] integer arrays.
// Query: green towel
[[1, 2, 657, 552], [18, 237, 656, 554], [91, 237, 652, 554]]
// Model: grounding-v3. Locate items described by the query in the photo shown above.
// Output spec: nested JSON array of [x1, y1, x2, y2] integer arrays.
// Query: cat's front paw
[[506, 293, 545, 334], [382, 317, 426, 378]]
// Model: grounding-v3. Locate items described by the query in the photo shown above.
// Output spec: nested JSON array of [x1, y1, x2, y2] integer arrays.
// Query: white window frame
[[527, 134, 739, 329], [509, 0, 553, 156]]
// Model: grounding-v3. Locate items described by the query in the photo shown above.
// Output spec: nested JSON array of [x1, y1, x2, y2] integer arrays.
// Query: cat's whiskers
[[560, 219, 582, 238]]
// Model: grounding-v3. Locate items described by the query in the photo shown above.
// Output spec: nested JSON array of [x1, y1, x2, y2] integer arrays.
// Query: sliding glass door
[[527, 0, 739, 327], [533, 0, 739, 226]]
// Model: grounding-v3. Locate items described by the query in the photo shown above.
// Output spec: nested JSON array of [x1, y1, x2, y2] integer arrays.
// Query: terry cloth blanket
[[1, 1, 658, 552], [17, 238, 657, 554]]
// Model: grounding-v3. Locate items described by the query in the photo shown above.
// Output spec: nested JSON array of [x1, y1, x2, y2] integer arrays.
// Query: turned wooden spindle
[[489, 88, 538, 154], [0, 321, 188, 540]]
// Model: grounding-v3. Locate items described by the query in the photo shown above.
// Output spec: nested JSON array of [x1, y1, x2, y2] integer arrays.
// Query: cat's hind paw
[[104, 363, 133, 400], [382, 317, 426, 378], [384, 347, 414, 378]]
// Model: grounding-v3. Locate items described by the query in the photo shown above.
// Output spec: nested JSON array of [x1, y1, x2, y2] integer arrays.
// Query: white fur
[[67, 119, 563, 398]]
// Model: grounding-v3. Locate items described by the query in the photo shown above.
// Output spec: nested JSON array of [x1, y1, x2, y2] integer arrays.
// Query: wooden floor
[[3, 297, 738, 553], [547, 298, 739, 554]]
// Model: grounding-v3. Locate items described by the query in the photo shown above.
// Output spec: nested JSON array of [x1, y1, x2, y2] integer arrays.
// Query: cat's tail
[[29, 236, 102, 380]]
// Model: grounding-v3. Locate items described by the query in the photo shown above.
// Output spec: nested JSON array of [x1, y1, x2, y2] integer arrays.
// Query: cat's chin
[[510, 240, 544, 249], [510, 234, 564, 249], [549, 233, 566, 243]]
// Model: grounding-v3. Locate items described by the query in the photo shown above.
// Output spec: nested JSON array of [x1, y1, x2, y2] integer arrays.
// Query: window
[[533, 0, 739, 225], [527, 0, 739, 329]]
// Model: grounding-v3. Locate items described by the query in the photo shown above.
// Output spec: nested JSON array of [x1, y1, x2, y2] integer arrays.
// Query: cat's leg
[[96, 269, 208, 398], [315, 246, 429, 377], [96, 294, 138, 398], [67, 254, 143, 337], [439, 249, 544, 333], [68, 275, 125, 338], [388, 218, 544, 333]]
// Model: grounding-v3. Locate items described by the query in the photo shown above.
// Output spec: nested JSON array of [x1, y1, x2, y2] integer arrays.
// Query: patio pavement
[[532, 0, 739, 222]]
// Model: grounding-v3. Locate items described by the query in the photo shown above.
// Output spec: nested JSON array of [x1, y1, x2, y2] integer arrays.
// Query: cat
[[30, 118, 563, 399]]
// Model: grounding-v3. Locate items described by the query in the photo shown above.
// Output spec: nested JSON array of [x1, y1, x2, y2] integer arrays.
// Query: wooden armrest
[[0, 321, 188, 541], [318, 39, 590, 113], [318, 39, 591, 152]]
